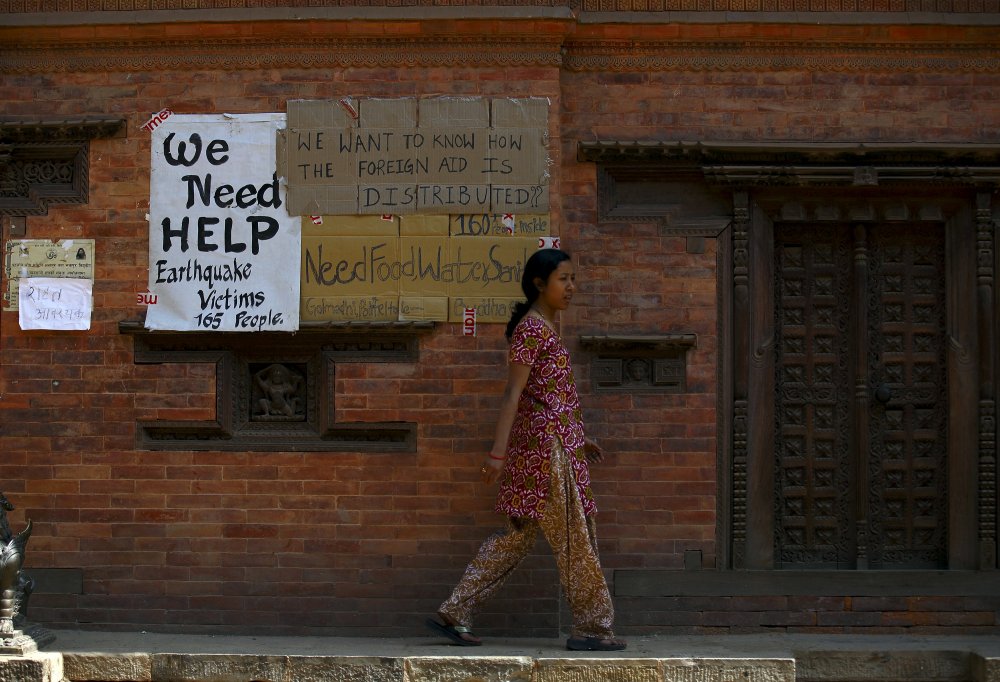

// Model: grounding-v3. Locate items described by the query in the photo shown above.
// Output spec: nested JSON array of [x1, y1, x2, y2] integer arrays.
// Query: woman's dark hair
[[504, 248, 571, 341]]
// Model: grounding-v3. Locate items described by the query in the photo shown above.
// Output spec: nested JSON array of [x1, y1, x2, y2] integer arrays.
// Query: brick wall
[[1, 16, 997, 636]]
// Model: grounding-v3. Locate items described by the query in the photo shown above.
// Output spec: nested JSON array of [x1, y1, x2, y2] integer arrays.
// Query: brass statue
[[0, 491, 43, 652]]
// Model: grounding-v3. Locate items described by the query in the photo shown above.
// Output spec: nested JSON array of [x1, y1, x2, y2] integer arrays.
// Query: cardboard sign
[[449, 213, 550, 237], [300, 235, 535, 323], [283, 97, 549, 216], [146, 114, 301, 331]]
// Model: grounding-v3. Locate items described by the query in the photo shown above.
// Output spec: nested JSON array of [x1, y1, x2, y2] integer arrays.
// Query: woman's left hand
[[481, 455, 504, 485], [583, 438, 604, 464]]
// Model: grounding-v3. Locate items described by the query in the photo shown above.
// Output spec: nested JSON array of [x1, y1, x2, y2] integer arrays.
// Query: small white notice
[[18, 277, 93, 331]]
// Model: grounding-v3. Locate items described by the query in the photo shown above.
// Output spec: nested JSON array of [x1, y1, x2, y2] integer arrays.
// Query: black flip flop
[[566, 636, 627, 651], [425, 618, 482, 646]]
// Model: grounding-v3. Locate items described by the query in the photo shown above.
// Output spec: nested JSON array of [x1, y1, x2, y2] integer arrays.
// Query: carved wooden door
[[773, 224, 948, 569]]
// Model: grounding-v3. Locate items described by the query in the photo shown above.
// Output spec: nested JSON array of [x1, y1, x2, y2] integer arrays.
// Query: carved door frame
[[576, 141, 999, 573], [728, 188, 996, 571]]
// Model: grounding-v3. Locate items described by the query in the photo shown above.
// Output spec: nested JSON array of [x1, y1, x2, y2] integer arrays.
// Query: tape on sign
[[141, 108, 173, 133], [462, 307, 477, 337]]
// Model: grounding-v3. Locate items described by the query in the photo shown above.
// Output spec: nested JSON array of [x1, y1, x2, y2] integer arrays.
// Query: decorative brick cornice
[[563, 38, 1000, 72], [1, 0, 997, 14], [2, 12, 996, 74], [0, 34, 566, 73]]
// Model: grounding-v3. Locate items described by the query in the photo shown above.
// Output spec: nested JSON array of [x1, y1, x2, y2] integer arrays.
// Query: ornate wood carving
[[852, 224, 871, 569], [580, 334, 696, 393], [730, 192, 750, 570], [595, 167, 731, 233], [588, 144, 1000, 571], [868, 225, 948, 568], [0, 119, 125, 216], [746, 198, 776, 569], [120, 322, 431, 452], [770, 221, 950, 570], [976, 192, 997, 570], [579, 142, 1000, 185], [773, 225, 852, 568]]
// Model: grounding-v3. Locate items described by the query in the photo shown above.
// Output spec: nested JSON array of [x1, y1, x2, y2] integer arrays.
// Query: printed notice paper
[[18, 277, 93, 331], [147, 113, 301, 331]]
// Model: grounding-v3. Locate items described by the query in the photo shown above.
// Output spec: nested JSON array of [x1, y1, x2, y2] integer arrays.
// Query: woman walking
[[426, 248, 626, 652]]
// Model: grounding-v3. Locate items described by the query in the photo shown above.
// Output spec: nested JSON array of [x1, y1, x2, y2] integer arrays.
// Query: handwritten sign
[[449, 213, 550, 237], [300, 235, 535, 323], [147, 114, 301, 331], [283, 97, 549, 216], [18, 277, 92, 330], [3, 239, 95, 311]]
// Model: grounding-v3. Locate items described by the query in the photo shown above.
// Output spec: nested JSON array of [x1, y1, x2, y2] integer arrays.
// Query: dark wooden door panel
[[773, 224, 948, 569], [868, 226, 948, 568], [774, 227, 853, 568]]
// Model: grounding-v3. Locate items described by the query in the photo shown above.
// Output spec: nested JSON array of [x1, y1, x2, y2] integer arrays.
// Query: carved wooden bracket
[[581, 142, 1000, 226], [120, 320, 433, 452], [580, 334, 696, 393], [0, 118, 126, 216]]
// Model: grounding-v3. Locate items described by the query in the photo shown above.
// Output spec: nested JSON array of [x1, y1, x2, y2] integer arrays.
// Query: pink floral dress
[[495, 315, 597, 519]]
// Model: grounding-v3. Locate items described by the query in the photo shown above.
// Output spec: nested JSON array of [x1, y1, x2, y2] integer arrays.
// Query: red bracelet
[[488, 452, 506, 461]]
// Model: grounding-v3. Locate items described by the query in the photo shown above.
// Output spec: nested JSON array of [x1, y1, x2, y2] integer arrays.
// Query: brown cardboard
[[485, 128, 549, 185], [357, 183, 419, 215], [447, 236, 534, 300], [399, 214, 449, 236], [288, 99, 357, 128], [448, 213, 550, 237], [418, 128, 489, 184], [301, 295, 400, 322], [304, 214, 399, 237], [491, 97, 549, 128], [359, 98, 417, 128], [300, 235, 400, 298], [489, 184, 550, 214], [286, 185, 358, 217], [420, 97, 490, 128], [285, 128, 356, 185], [510, 213, 550, 236], [417, 183, 491, 214], [448, 296, 521, 324], [399, 296, 449, 322], [283, 97, 549, 216], [398, 236, 450, 297]]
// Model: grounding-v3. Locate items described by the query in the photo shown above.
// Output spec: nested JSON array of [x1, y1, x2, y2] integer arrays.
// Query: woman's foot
[[425, 612, 482, 646], [566, 635, 627, 651]]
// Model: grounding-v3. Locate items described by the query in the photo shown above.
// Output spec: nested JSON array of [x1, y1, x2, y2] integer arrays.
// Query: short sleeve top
[[494, 315, 597, 519]]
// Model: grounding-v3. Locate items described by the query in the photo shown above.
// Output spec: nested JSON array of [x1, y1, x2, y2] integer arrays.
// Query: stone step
[[0, 632, 996, 682]]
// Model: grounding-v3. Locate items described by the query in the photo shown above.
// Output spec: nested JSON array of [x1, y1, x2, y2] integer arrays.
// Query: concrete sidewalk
[[2, 629, 999, 681]]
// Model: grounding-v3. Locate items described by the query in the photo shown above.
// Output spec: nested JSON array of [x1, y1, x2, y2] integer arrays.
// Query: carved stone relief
[[581, 335, 696, 393], [121, 322, 430, 452]]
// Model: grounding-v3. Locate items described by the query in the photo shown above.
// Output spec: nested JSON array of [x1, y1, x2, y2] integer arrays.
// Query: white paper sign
[[18, 277, 93, 330], [147, 113, 301, 331]]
